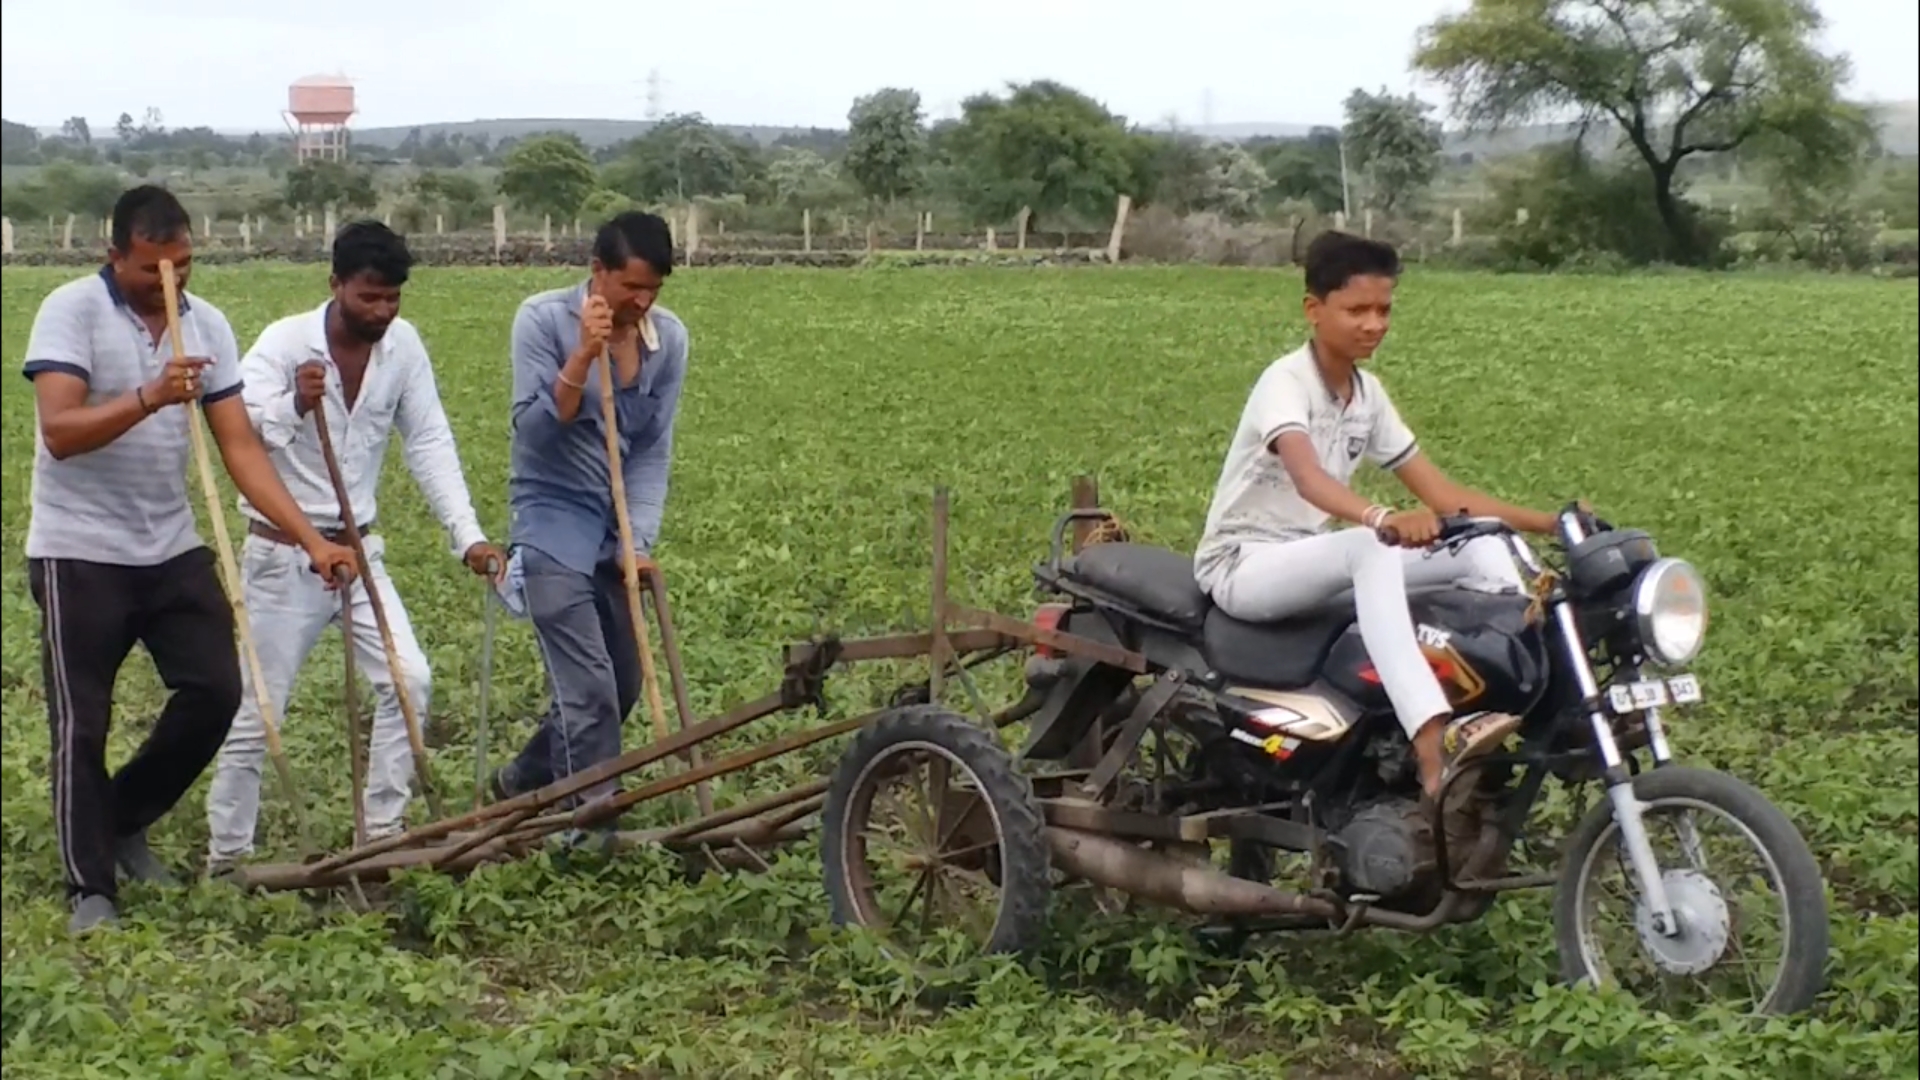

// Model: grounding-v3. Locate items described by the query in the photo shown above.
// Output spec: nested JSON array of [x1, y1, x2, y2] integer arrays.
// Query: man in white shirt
[[1193, 231, 1561, 802], [204, 222, 504, 872]]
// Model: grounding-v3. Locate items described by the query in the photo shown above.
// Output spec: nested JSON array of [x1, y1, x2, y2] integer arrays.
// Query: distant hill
[[347, 101, 1918, 158], [34, 99, 1915, 158], [350, 118, 832, 149]]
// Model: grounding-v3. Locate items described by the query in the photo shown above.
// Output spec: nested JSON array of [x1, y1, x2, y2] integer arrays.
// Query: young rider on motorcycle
[[1192, 231, 1560, 803]]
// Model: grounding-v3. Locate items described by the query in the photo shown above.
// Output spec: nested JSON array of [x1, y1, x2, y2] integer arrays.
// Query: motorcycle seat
[[1064, 542, 1211, 626], [1203, 606, 1355, 689]]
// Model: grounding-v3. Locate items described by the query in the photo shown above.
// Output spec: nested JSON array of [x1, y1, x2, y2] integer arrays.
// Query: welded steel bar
[[306, 690, 788, 875]]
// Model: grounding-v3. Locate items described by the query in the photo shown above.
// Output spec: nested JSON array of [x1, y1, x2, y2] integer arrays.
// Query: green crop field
[[1, 263, 1915, 1079]]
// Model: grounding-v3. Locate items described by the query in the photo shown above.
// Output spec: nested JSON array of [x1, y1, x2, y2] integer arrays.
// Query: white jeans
[[205, 532, 430, 861], [1208, 530, 1523, 737]]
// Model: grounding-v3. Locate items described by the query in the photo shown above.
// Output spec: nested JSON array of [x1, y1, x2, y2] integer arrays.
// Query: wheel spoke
[[837, 735, 1022, 959]]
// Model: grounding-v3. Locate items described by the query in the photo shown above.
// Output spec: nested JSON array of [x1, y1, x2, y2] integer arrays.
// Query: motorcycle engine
[[1327, 799, 1435, 899]]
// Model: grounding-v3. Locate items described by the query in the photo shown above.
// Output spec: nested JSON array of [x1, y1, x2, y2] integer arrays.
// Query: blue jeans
[[502, 547, 640, 809]]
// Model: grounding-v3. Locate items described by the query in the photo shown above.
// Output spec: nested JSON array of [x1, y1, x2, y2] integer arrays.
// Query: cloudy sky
[[3, 0, 1913, 133]]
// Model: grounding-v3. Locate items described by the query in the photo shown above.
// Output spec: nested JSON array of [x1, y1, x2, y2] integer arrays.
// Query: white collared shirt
[[236, 301, 487, 557], [1193, 343, 1419, 591]]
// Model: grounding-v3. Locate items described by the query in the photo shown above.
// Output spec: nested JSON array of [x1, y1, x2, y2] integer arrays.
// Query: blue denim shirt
[[506, 281, 689, 577]]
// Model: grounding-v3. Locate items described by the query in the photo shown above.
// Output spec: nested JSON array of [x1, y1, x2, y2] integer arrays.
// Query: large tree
[[601, 114, 761, 203], [1413, 0, 1871, 263], [941, 80, 1139, 231], [497, 133, 598, 221], [844, 88, 926, 205], [1342, 88, 1443, 216]]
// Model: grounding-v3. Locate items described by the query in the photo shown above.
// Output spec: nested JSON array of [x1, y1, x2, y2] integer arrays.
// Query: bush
[[1121, 205, 1297, 265], [1476, 145, 1729, 269]]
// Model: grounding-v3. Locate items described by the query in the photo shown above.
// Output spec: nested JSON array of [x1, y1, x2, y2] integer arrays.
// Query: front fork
[[1519, 511, 1683, 938], [1547, 600, 1681, 934]]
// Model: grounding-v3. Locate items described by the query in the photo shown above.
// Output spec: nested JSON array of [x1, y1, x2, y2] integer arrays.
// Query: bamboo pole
[[310, 398, 446, 819], [157, 260, 314, 855]]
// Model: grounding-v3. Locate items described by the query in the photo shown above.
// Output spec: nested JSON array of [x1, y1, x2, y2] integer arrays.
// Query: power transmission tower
[[645, 69, 665, 122]]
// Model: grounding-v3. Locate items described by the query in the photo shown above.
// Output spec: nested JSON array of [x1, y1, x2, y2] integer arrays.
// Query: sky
[[2, 0, 1914, 134]]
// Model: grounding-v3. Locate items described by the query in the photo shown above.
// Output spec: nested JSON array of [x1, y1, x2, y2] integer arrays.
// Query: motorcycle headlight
[[1631, 558, 1708, 667]]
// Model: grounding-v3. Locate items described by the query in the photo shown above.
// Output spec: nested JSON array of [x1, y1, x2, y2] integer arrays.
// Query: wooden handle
[[157, 259, 314, 855], [597, 347, 672, 746]]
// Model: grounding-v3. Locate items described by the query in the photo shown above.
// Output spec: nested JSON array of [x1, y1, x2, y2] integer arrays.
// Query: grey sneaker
[[115, 831, 180, 887], [68, 893, 119, 935]]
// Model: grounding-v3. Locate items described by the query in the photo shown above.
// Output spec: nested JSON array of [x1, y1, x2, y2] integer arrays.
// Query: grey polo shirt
[[1193, 342, 1419, 592], [21, 265, 245, 567]]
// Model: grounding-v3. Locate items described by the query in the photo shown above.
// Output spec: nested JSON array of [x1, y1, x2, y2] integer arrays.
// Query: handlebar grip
[[1376, 525, 1402, 546]]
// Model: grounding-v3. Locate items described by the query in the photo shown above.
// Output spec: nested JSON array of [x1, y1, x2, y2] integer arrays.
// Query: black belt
[[248, 519, 374, 546]]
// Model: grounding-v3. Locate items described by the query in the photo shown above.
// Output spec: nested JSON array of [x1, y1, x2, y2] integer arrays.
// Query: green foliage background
[[1, 264, 1914, 1078]]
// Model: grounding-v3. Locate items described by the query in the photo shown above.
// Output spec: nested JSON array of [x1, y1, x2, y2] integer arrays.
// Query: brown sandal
[[1425, 712, 1522, 803]]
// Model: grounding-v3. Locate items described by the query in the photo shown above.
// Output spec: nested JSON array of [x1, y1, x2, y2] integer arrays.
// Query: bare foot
[[1412, 715, 1449, 800]]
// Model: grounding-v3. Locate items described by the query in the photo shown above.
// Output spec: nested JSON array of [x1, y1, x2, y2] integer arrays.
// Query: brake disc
[[1634, 868, 1732, 976]]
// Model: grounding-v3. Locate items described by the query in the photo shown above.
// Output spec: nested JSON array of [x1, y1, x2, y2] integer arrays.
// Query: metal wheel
[[1553, 765, 1830, 1016], [820, 706, 1051, 960]]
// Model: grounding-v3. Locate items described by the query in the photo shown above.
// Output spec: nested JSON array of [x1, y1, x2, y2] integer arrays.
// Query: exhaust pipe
[[1044, 826, 1482, 931], [1045, 826, 1340, 919]]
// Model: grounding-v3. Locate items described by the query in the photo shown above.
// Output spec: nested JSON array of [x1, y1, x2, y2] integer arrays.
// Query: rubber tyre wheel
[[820, 704, 1052, 957], [1551, 764, 1830, 1016]]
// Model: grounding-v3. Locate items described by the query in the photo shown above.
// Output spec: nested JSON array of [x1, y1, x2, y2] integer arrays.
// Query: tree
[[1414, 0, 1873, 264], [765, 147, 847, 210], [601, 115, 760, 203], [411, 170, 490, 229], [1205, 143, 1273, 221], [1, 119, 39, 165], [1248, 129, 1347, 213], [61, 117, 92, 146], [497, 133, 598, 221], [1745, 104, 1880, 267], [283, 160, 379, 215], [1341, 89, 1443, 215], [941, 81, 1139, 231], [844, 88, 926, 205], [1131, 133, 1272, 220]]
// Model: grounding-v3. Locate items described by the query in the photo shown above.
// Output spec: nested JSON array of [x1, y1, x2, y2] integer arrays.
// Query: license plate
[[1608, 674, 1702, 714], [1666, 674, 1703, 704]]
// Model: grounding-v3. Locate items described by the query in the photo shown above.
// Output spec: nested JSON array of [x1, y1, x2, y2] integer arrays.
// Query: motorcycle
[[819, 502, 1829, 1018]]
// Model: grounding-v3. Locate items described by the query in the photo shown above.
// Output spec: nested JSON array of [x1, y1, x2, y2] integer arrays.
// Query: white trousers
[[1208, 530, 1523, 737], [205, 532, 431, 861]]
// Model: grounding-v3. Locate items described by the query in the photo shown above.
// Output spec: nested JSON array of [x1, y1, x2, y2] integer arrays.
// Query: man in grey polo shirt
[[22, 184, 357, 934], [1194, 231, 1559, 802], [486, 211, 689, 824]]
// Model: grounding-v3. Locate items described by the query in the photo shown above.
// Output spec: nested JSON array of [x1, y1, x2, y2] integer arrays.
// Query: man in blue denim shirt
[[489, 212, 688, 812]]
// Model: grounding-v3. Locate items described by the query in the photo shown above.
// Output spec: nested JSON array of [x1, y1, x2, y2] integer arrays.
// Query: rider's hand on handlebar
[[1378, 508, 1441, 548]]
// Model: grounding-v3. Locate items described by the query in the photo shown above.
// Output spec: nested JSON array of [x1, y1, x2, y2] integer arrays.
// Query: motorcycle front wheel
[[1552, 765, 1830, 1016]]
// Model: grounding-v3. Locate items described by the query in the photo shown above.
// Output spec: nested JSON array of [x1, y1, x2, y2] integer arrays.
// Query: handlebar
[[1375, 513, 1509, 549], [1375, 502, 1617, 550]]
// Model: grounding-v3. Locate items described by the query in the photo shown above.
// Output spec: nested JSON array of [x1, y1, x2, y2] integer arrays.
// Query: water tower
[[284, 74, 355, 163]]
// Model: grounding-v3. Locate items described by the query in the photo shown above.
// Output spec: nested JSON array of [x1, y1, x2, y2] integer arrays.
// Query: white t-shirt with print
[[1193, 343, 1419, 593]]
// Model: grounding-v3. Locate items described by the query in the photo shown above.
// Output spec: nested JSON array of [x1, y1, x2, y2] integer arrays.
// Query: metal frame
[[232, 474, 1577, 949], [231, 479, 1142, 894]]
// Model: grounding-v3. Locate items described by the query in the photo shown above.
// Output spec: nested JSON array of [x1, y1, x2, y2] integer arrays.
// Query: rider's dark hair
[[592, 211, 675, 276], [331, 220, 414, 286], [1303, 231, 1402, 298], [109, 184, 191, 253]]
